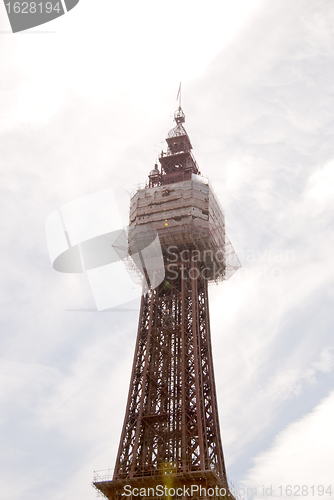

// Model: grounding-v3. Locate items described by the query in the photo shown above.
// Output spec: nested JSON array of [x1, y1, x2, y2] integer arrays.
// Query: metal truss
[[113, 259, 227, 483]]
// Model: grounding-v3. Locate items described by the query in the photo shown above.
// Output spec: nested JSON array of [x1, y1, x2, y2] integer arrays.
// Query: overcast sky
[[1, 1, 334, 499]]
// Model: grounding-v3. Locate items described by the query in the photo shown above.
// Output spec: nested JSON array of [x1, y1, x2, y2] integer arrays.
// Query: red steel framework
[[94, 106, 240, 500]]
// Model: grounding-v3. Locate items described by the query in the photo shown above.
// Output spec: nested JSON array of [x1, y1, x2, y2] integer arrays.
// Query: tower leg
[[94, 261, 231, 499]]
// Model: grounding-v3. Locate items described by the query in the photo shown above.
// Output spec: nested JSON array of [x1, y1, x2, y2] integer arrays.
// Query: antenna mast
[[177, 82, 181, 108]]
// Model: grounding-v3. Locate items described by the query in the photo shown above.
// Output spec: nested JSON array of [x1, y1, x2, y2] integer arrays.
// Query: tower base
[[93, 469, 234, 500]]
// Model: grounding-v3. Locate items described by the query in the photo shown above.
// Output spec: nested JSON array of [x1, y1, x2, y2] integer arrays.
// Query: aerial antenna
[[176, 82, 181, 108]]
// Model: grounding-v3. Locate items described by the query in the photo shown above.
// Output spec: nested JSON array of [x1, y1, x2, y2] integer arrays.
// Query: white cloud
[[311, 348, 334, 374], [308, 160, 334, 210], [240, 390, 334, 498]]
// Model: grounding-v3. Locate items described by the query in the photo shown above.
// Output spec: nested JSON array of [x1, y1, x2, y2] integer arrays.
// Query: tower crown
[[149, 106, 199, 187], [167, 107, 191, 152], [133, 107, 241, 283], [166, 122, 192, 154]]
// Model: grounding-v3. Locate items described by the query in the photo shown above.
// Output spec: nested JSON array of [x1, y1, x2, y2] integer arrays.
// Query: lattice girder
[[113, 260, 227, 481]]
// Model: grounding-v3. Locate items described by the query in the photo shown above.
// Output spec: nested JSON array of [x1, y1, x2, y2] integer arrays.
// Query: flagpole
[[177, 82, 181, 109]]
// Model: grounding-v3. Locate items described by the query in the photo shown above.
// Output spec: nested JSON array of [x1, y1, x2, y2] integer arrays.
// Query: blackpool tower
[[93, 105, 240, 499]]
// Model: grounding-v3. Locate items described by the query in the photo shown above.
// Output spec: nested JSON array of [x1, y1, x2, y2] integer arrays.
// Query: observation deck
[[129, 174, 240, 283]]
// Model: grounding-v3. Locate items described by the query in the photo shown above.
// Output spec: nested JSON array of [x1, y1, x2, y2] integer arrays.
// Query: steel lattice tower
[[94, 106, 240, 500]]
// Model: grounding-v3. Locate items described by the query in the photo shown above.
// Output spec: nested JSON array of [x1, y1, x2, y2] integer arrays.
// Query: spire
[[148, 103, 200, 188], [176, 82, 182, 109], [175, 83, 185, 124]]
